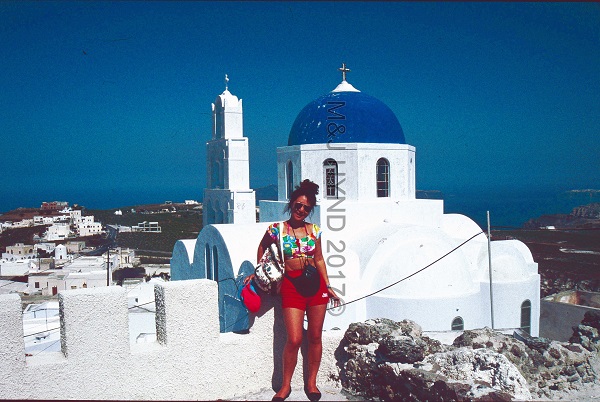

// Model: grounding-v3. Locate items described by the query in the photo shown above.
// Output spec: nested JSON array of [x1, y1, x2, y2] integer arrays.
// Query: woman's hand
[[327, 287, 341, 308], [244, 273, 255, 286]]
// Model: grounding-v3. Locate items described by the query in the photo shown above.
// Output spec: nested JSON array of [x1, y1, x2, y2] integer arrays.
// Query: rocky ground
[[231, 313, 600, 401], [336, 314, 600, 401]]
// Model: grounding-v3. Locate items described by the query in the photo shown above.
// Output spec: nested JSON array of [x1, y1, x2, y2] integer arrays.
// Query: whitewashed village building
[[171, 70, 541, 336]]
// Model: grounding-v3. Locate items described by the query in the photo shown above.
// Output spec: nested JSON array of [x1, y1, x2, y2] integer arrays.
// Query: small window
[[324, 159, 338, 198], [451, 316, 464, 331], [71, 286, 77, 290], [34, 282, 39, 289], [376, 158, 390, 197], [521, 300, 531, 335], [286, 161, 294, 199]]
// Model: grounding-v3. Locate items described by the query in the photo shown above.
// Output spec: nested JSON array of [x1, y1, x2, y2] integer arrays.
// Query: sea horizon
[[1, 185, 598, 230]]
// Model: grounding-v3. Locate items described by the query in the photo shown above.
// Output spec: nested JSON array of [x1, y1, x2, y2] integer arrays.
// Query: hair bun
[[299, 179, 319, 195]]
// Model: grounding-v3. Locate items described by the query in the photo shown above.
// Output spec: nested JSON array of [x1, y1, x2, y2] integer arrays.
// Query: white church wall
[[364, 227, 479, 299], [204, 189, 256, 225], [355, 144, 416, 200], [226, 138, 251, 189], [304, 146, 360, 201], [487, 280, 540, 337], [214, 94, 243, 139], [230, 189, 256, 224], [0, 282, 344, 400], [475, 240, 539, 283], [366, 291, 487, 332], [277, 143, 416, 202], [441, 214, 489, 276], [316, 199, 444, 237]]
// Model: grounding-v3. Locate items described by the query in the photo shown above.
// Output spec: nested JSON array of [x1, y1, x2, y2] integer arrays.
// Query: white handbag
[[254, 222, 285, 294]]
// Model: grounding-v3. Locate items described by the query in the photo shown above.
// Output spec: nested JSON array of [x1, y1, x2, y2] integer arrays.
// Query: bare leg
[[274, 307, 305, 399], [305, 303, 327, 393]]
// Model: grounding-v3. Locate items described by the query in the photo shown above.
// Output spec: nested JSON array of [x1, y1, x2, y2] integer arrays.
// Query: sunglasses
[[293, 202, 312, 213]]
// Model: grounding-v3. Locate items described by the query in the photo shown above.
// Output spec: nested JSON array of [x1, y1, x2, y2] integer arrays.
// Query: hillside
[[491, 227, 600, 297], [89, 205, 203, 256]]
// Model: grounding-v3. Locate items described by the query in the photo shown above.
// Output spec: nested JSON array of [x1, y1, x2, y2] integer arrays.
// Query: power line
[[23, 326, 60, 339], [326, 231, 484, 310]]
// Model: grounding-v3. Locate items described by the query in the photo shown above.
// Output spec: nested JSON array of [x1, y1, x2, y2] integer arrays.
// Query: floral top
[[267, 221, 321, 260]]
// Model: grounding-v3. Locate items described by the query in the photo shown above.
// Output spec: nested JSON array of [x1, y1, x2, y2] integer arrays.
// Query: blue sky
[[1, 2, 599, 210]]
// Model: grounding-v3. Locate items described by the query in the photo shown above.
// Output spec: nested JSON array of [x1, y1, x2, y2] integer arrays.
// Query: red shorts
[[280, 269, 329, 310]]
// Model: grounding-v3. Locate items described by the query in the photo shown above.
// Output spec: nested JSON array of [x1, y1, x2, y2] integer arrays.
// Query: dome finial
[[224, 74, 229, 91], [338, 62, 351, 82]]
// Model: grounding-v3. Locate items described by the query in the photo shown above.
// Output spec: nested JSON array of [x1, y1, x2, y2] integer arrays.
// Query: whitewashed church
[[171, 66, 540, 336]]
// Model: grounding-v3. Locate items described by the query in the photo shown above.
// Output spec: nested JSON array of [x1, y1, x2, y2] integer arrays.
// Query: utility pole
[[487, 211, 494, 329], [106, 247, 110, 286]]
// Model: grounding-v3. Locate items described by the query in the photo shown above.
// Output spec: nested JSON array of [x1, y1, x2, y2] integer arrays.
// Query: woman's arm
[[257, 230, 274, 264], [245, 228, 276, 285], [314, 237, 341, 307]]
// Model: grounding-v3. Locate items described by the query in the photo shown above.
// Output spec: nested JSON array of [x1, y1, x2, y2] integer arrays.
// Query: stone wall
[[0, 280, 344, 400]]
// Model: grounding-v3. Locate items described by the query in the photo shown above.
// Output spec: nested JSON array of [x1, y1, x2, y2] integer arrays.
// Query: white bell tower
[[203, 75, 256, 226]]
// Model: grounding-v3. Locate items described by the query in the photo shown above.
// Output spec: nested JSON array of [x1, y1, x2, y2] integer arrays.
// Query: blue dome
[[288, 89, 405, 146]]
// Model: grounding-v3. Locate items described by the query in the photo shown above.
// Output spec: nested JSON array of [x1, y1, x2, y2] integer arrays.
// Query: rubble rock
[[339, 319, 600, 401], [423, 348, 531, 401]]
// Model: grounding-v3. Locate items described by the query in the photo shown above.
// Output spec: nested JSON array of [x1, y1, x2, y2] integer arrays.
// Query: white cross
[[338, 63, 351, 81]]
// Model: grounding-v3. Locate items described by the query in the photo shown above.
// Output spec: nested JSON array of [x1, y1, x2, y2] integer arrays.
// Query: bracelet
[[326, 284, 332, 289]]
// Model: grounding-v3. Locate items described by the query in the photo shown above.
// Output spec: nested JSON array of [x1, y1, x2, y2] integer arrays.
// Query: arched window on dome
[[323, 159, 338, 198], [212, 245, 219, 282], [205, 244, 212, 280], [286, 161, 294, 199], [521, 300, 531, 335], [376, 158, 390, 197], [451, 316, 464, 331]]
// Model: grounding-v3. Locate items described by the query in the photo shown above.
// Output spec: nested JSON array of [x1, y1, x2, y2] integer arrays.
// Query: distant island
[[523, 203, 600, 230], [567, 189, 600, 194]]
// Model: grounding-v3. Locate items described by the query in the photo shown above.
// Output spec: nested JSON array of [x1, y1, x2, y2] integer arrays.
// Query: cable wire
[[326, 231, 484, 310]]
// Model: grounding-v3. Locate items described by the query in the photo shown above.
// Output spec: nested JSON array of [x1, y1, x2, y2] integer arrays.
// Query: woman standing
[[247, 179, 340, 401]]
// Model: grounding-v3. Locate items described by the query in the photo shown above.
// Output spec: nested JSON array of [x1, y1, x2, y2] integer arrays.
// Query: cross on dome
[[338, 63, 351, 82], [225, 74, 229, 91]]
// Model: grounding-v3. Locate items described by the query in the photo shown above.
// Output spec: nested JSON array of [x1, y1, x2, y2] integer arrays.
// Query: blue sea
[[441, 188, 600, 229], [1, 185, 598, 229]]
